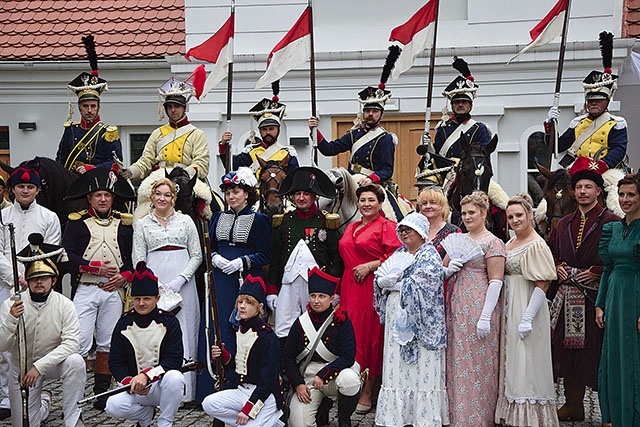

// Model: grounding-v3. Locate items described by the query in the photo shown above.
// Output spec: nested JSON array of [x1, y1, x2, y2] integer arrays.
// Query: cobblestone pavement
[[0, 375, 602, 426]]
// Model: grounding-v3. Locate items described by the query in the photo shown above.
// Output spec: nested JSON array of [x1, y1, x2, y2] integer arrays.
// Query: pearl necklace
[[153, 209, 173, 222]]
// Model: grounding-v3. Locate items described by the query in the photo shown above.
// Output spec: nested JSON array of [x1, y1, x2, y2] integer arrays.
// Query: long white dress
[[495, 238, 559, 426], [133, 212, 203, 402], [374, 244, 449, 427]]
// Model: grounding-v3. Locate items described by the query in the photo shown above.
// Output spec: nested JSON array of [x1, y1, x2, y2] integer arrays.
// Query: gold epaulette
[[272, 214, 284, 228], [104, 126, 119, 143], [114, 211, 133, 226], [323, 211, 341, 230], [63, 121, 72, 128], [68, 209, 88, 221]]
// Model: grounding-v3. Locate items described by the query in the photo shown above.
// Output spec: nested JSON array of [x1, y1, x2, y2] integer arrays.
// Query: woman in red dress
[[338, 184, 402, 413]]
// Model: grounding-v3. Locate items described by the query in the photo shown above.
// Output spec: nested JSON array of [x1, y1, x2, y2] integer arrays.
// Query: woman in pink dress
[[444, 191, 506, 426], [338, 184, 402, 414]]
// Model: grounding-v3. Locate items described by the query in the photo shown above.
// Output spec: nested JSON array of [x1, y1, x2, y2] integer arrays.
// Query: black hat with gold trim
[[64, 165, 137, 200], [250, 81, 286, 129], [279, 166, 337, 199], [357, 45, 401, 112], [16, 234, 67, 280], [442, 56, 478, 103], [583, 32, 617, 100], [67, 35, 108, 107]]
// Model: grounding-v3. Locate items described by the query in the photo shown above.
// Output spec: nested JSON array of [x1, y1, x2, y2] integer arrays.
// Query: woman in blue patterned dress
[[196, 167, 271, 402], [374, 212, 448, 426]]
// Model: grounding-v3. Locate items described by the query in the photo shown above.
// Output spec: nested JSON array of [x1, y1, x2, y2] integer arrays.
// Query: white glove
[[476, 279, 503, 339], [212, 254, 229, 270], [332, 294, 341, 307], [222, 258, 243, 275], [546, 106, 560, 123], [120, 168, 133, 179], [443, 258, 464, 279], [266, 295, 277, 311], [377, 272, 401, 290], [164, 275, 187, 292], [518, 287, 547, 340]]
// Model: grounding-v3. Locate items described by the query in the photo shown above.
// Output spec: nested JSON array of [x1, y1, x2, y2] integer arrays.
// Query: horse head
[[166, 166, 197, 216], [258, 156, 289, 216], [456, 132, 497, 198], [537, 163, 575, 239]]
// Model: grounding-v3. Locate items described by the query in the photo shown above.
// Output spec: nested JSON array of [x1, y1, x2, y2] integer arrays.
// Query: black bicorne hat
[[279, 167, 337, 199], [64, 166, 137, 200]]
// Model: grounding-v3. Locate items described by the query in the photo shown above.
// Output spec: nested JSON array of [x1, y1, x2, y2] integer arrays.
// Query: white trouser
[[202, 383, 284, 427], [0, 286, 11, 410], [9, 353, 85, 427], [105, 370, 185, 427], [74, 284, 123, 356], [274, 276, 309, 338], [288, 362, 361, 427]]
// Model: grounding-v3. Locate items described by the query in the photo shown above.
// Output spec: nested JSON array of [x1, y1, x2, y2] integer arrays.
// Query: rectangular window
[[130, 133, 150, 163], [0, 126, 9, 150]]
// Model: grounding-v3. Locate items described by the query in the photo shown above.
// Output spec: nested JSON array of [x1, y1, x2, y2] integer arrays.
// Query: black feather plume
[[271, 80, 280, 99], [452, 56, 472, 78], [599, 31, 614, 70], [380, 45, 402, 86], [82, 34, 98, 73]]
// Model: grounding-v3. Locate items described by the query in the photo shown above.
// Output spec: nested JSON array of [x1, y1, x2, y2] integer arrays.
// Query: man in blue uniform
[[61, 166, 136, 411], [56, 35, 122, 174], [546, 32, 627, 171], [219, 92, 299, 176], [284, 267, 360, 427], [433, 57, 492, 160], [105, 262, 185, 427]]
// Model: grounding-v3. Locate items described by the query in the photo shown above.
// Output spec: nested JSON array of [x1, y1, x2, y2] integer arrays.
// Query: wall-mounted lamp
[[18, 122, 37, 131]]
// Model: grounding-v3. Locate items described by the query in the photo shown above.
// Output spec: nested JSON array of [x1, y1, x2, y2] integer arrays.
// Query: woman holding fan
[[444, 191, 506, 426]]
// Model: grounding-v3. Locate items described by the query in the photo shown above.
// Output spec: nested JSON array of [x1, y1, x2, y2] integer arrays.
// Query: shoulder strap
[[64, 122, 108, 170], [349, 127, 385, 163], [296, 310, 336, 374], [567, 112, 612, 156], [438, 119, 476, 157], [155, 124, 196, 153]]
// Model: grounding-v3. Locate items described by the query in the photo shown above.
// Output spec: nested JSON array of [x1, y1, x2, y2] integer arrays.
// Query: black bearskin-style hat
[[239, 275, 267, 306], [583, 32, 618, 100], [131, 261, 159, 297], [64, 165, 137, 200], [308, 266, 339, 296], [279, 167, 337, 199], [442, 56, 478, 103], [16, 234, 67, 280]]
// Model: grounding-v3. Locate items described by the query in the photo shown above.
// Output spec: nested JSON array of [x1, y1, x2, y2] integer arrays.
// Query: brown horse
[[257, 156, 290, 216], [446, 133, 509, 242], [535, 164, 575, 241]]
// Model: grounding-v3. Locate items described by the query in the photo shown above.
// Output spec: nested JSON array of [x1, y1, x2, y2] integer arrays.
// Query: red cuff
[[218, 141, 228, 154], [369, 173, 380, 183], [543, 121, 552, 134], [316, 130, 325, 141], [241, 401, 254, 417], [221, 347, 232, 365], [80, 260, 101, 275], [140, 366, 162, 382], [121, 376, 132, 386], [120, 271, 133, 283], [266, 282, 279, 296], [83, 164, 96, 171]]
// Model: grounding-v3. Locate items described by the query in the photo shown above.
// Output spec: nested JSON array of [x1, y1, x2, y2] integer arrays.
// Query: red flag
[[185, 14, 234, 99], [389, 1, 438, 79], [255, 7, 311, 89], [185, 64, 206, 100], [508, 0, 569, 63]]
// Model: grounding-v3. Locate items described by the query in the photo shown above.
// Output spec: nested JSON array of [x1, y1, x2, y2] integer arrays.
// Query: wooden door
[[330, 114, 441, 203]]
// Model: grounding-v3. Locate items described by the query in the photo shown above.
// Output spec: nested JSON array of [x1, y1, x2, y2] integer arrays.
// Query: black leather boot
[[93, 373, 112, 411], [337, 392, 360, 427], [315, 396, 333, 427]]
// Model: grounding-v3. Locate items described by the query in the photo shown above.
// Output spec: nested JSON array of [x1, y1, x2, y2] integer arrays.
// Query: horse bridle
[[546, 180, 571, 228], [259, 163, 286, 215], [461, 152, 488, 192], [326, 169, 358, 229]]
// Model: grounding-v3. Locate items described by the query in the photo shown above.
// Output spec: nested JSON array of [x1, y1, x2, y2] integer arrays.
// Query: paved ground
[[0, 373, 603, 426]]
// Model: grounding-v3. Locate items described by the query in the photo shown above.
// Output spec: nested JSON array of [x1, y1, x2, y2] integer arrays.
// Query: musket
[[0, 211, 29, 426], [78, 359, 199, 405], [200, 219, 226, 391]]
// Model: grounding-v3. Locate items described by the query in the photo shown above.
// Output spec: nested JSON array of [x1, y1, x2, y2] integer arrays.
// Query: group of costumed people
[[0, 31, 636, 427]]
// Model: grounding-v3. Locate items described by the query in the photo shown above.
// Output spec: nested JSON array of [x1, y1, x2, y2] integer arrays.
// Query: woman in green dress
[[596, 173, 640, 426]]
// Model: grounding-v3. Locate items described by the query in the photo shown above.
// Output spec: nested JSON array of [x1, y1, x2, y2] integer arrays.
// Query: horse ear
[[188, 171, 198, 187], [0, 160, 14, 175], [486, 134, 498, 154], [459, 131, 470, 154], [536, 162, 552, 179], [165, 168, 170, 179], [257, 157, 267, 169]]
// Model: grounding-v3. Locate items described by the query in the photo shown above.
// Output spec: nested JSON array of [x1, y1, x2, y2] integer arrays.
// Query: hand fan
[[441, 233, 484, 263], [377, 251, 415, 278]]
